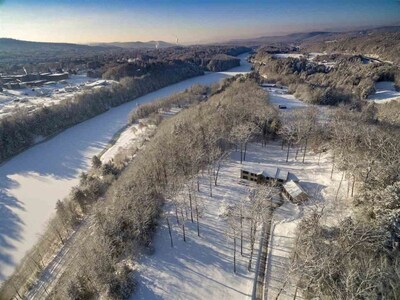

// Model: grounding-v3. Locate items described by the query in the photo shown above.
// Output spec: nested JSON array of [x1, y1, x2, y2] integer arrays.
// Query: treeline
[[253, 50, 399, 105], [301, 31, 400, 65], [101, 46, 248, 80], [1, 44, 249, 79], [291, 105, 400, 298], [41, 79, 277, 299], [0, 61, 203, 163]]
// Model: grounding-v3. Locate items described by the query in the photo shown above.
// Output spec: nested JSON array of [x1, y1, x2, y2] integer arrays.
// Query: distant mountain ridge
[[91, 40, 176, 49], [223, 26, 400, 45]]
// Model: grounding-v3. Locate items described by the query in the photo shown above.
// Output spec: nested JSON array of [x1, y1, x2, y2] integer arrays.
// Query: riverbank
[[0, 53, 251, 281]]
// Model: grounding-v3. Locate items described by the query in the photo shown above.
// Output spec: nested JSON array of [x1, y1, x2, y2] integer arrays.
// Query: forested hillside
[[292, 105, 400, 299], [301, 31, 400, 65], [253, 48, 399, 105]]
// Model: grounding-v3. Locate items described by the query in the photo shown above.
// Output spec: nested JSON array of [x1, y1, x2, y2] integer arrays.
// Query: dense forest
[[0, 43, 249, 75], [253, 48, 399, 105], [290, 104, 400, 299], [301, 31, 400, 65]]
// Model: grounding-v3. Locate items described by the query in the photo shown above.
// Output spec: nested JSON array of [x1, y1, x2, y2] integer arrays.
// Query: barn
[[282, 180, 308, 203]]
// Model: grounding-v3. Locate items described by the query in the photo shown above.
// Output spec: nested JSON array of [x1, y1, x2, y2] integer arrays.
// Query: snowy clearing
[[0, 54, 251, 281], [264, 87, 308, 110], [367, 81, 400, 103], [272, 53, 304, 59], [133, 140, 351, 300]]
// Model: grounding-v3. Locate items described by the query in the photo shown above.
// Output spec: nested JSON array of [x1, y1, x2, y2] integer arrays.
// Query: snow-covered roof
[[283, 180, 307, 199], [242, 166, 298, 182]]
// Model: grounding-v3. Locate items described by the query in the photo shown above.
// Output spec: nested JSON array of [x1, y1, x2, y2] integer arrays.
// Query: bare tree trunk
[[197, 176, 200, 192], [293, 284, 299, 299], [196, 204, 200, 237], [240, 143, 243, 164], [188, 187, 194, 223], [53, 225, 65, 245], [286, 142, 291, 162], [240, 207, 243, 256], [295, 147, 299, 160], [248, 220, 258, 271], [175, 206, 180, 225], [214, 162, 222, 186], [302, 138, 308, 163], [335, 171, 345, 202], [180, 207, 186, 242], [351, 175, 356, 197], [13, 283, 23, 300], [331, 155, 335, 179], [244, 142, 247, 161], [209, 168, 213, 197], [233, 236, 237, 273], [166, 217, 173, 248]]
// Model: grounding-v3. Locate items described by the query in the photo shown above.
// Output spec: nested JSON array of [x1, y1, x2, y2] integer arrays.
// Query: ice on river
[[0, 54, 251, 281]]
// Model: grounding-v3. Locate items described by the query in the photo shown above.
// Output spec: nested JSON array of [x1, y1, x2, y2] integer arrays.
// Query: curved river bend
[[0, 54, 251, 280]]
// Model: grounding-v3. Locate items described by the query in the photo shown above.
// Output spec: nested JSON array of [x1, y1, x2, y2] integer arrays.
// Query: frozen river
[[0, 54, 251, 281]]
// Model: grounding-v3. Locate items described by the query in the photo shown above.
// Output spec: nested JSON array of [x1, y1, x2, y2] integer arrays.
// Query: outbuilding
[[240, 166, 298, 184], [282, 180, 308, 203]]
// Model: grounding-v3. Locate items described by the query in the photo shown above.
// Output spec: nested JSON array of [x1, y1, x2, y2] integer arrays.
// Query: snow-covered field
[[0, 75, 117, 119], [133, 139, 349, 300], [367, 81, 400, 103], [0, 54, 251, 281]]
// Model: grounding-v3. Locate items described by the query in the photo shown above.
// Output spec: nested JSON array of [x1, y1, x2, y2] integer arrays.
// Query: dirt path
[[253, 206, 274, 300]]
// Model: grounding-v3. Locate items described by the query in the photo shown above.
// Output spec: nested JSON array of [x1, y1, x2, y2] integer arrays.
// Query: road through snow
[[0, 54, 251, 281]]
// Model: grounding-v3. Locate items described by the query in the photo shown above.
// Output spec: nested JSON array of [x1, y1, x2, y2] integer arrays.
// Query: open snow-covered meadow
[[0, 54, 251, 281], [133, 139, 349, 299]]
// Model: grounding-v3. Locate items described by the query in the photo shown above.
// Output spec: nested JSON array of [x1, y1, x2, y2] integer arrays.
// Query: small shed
[[282, 180, 308, 203]]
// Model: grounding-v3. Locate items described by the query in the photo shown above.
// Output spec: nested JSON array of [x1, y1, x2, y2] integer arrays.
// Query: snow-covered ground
[[133, 140, 349, 300], [263, 142, 350, 299], [0, 53, 251, 281], [0, 75, 117, 119], [134, 152, 261, 299], [265, 87, 308, 110], [367, 81, 400, 103], [100, 123, 156, 164], [272, 53, 304, 59]]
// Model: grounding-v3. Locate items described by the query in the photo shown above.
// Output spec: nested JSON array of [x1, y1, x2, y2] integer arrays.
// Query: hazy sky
[[0, 0, 399, 44]]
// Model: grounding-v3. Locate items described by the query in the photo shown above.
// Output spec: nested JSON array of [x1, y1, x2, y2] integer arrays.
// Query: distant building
[[40, 72, 69, 81], [282, 180, 308, 203]]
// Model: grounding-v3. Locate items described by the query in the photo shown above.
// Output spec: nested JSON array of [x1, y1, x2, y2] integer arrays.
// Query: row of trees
[[44, 78, 278, 299], [291, 105, 400, 299]]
